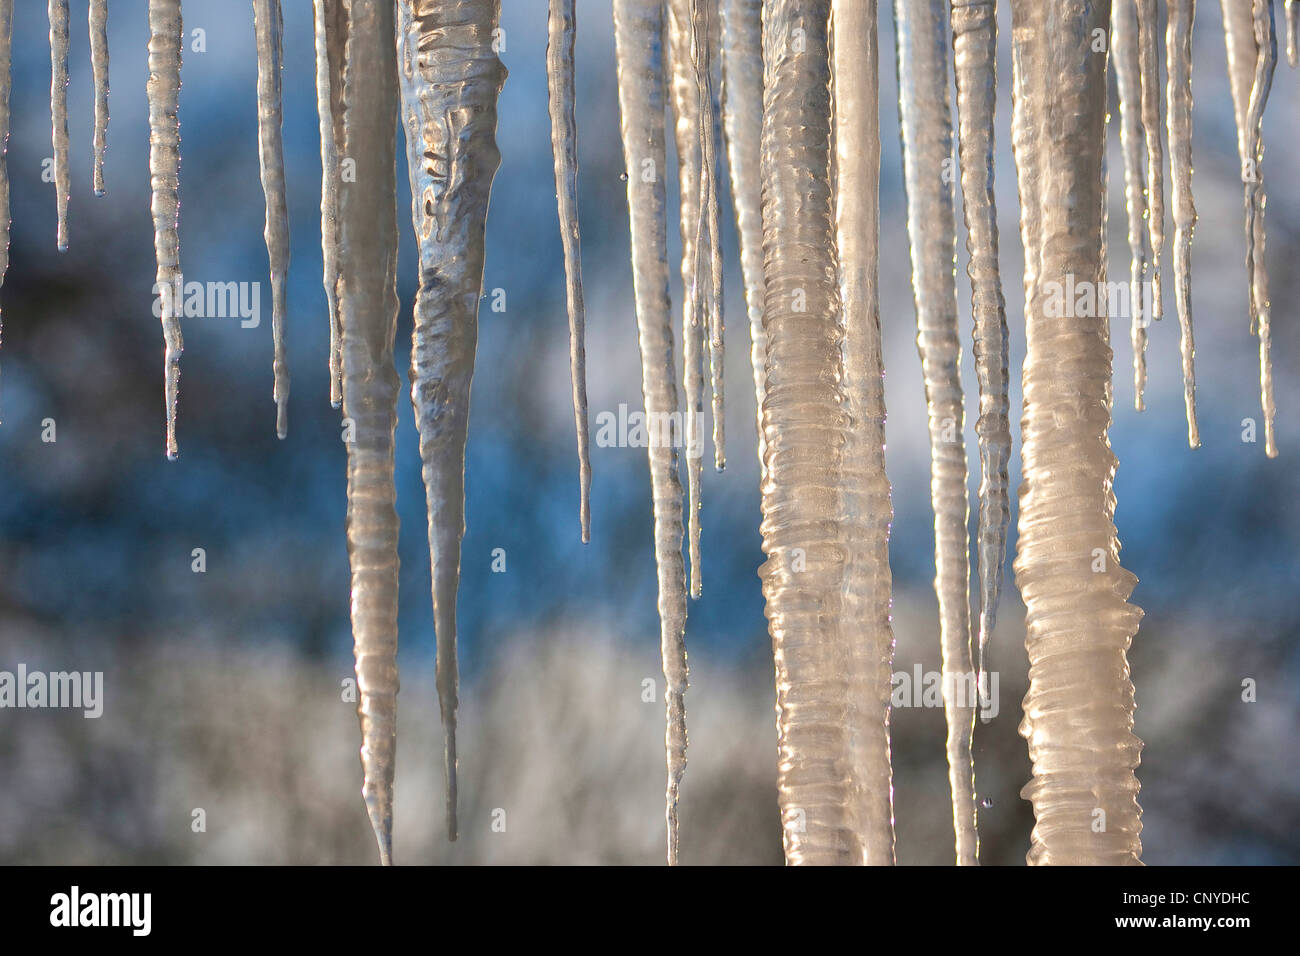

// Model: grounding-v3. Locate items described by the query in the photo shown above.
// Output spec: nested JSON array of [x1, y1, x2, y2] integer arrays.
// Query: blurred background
[[0, 1, 1296, 864]]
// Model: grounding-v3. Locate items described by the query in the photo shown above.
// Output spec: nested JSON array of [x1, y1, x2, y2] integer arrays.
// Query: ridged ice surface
[[313, 0, 344, 408], [894, 0, 976, 865], [338, 0, 401, 865], [1010, 0, 1144, 866], [1166, 0, 1199, 447], [613, 0, 689, 865], [760, 0, 859, 865], [48, 0, 69, 251], [546, 0, 591, 542], [1111, 0, 1148, 409], [832, 0, 897, 866], [253, 0, 290, 439], [721, 0, 766, 472], [398, 0, 506, 843], [1136, 0, 1164, 321], [89, 0, 108, 196], [951, 0, 1010, 760], [147, 0, 183, 459]]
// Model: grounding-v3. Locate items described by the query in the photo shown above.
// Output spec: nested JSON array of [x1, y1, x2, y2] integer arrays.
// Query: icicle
[[1222, 0, 1277, 457], [720, 0, 766, 472], [49, 0, 70, 251], [701, 3, 725, 475], [1135, 0, 1164, 321], [894, 0, 976, 866], [398, 0, 506, 843], [1010, 0, 1144, 866], [667, 0, 712, 598], [760, 0, 859, 865], [89, 0, 108, 196], [1286, 0, 1297, 65], [0, 0, 10, 411], [338, 0, 401, 865], [1166, 0, 1199, 447], [832, 0, 898, 866], [147, 0, 183, 460], [612, 0, 689, 865], [950, 0, 1009, 758], [546, 0, 591, 543], [313, 0, 344, 409], [1112, 0, 1148, 409], [253, 0, 290, 440]]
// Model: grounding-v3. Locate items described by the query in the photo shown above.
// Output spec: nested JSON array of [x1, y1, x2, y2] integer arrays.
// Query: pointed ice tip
[[93, 188, 106, 198], [57, 241, 69, 254], [365, 797, 393, 866]]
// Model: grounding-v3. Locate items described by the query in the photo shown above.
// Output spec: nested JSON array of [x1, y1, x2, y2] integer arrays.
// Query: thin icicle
[[89, 0, 108, 196], [1011, 0, 1144, 866], [894, 0, 976, 866], [313, 0, 344, 409], [761, 0, 858, 865], [700, 2, 725, 474], [720, 0, 766, 472], [667, 0, 710, 599], [1244, 0, 1277, 458], [1136, 0, 1164, 321], [1166, 0, 1199, 447], [147, 0, 183, 460], [338, 0, 401, 865], [49, 0, 70, 251], [398, 0, 506, 843], [832, 0, 897, 866], [1112, 0, 1148, 409], [613, 0, 689, 865], [546, 0, 591, 543], [253, 0, 290, 440], [950, 0, 1009, 750], [0, 0, 11, 415]]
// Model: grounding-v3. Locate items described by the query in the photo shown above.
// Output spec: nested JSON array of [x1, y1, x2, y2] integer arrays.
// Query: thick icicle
[[397, 0, 506, 843], [1112, 0, 1148, 409], [147, 0, 183, 460], [89, 0, 108, 196], [894, 0, 977, 866], [1135, 0, 1164, 321], [950, 0, 1010, 740], [49, 0, 70, 251], [338, 0, 401, 865], [0, 0, 10, 406], [1010, 0, 1144, 866], [720, 0, 766, 471], [1166, 0, 1199, 447], [546, 0, 591, 543], [613, 0, 689, 865], [313, 0, 344, 408], [760, 0, 859, 864], [1222, 0, 1277, 457], [667, 0, 713, 598], [253, 0, 290, 439], [832, 0, 898, 865]]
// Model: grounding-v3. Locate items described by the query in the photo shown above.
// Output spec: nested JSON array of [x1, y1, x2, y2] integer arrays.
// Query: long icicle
[[398, 0, 506, 843], [700, 2, 725, 474], [1135, 0, 1164, 321], [1112, 0, 1148, 409], [613, 0, 689, 865], [338, 0, 400, 865], [0, 0, 10, 391], [253, 0, 290, 440], [1244, 0, 1277, 458], [667, 0, 709, 598], [950, 0, 1009, 756], [546, 0, 591, 543], [49, 0, 70, 251], [833, 0, 898, 865], [89, 0, 108, 196], [147, 0, 183, 460], [720, 0, 766, 472], [1011, 0, 1144, 866], [894, 0, 977, 866], [761, 0, 858, 865], [313, 0, 344, 408], [1167, 0, 1199, 447]]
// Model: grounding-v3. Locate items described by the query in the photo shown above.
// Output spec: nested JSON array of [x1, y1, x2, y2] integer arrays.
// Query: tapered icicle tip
[[364, 792, 394, 866], [444, 723, 458, 842]]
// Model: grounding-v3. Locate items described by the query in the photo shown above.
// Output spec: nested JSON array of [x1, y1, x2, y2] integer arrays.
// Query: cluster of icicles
[[0, 0, 1288, 865]]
